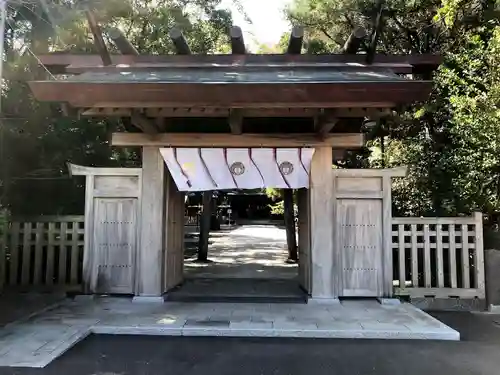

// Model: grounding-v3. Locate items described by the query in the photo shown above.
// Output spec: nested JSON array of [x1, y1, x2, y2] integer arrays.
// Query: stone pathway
[[0, 297, 459, 368], [184, 225, 297, 279]]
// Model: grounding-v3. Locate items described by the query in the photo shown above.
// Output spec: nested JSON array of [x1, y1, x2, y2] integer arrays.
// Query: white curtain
[[159, 147, 315, 192]]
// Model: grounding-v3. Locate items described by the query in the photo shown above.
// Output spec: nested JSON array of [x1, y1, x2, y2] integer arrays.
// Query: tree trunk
[[283, 189, 298, 262], [197, 191, 212, 262]]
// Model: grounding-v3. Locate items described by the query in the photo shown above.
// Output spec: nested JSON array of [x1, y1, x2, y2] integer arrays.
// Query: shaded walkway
[[177, 225, 301, 302], [184, 225, 297, 280]]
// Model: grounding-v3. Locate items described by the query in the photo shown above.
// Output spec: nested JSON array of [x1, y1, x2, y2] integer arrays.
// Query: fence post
[[474, 212, 485, 297]]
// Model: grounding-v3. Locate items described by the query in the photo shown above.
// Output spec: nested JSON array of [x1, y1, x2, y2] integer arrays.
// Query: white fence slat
[[9, 222, 20, 285], [398, 224, 405, 288], [411, 224, 418, 287], [436, 224, 444, 288], [423, 224, 431, 287], [474, 212, 485, 291], [21, 222, 32, 285], [58, 222, 68, 285], [33, 223, 44, 284], [449, 224, 457, 288], [461, 224, 470, 288], [70, 221, 80, 285], [46, 222, 56, 285]]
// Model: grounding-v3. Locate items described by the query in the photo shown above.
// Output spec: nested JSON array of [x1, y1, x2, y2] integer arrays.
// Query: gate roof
[[26, 22, 442, 145]]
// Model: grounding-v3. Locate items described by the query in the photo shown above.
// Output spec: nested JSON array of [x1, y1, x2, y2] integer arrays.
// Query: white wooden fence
[[0, 213, 487, 300], [0, 216, 84, 291], [392, 212, 485, 299]]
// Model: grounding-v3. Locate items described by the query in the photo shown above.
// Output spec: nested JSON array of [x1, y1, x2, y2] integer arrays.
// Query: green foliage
[[265, 188, 283, 215], [269, 200, 285, 215], [285, 0, 500, 223]]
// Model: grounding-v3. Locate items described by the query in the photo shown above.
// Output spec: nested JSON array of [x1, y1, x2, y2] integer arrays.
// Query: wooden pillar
[[382, 175, 393, 297], [308, 146, 338, 303], [197, 191, 212, 262], [284, 189, 298, 262], [297, 188, 311, 293], [135, 147, 165, 300], [163, 170, 185, 292]]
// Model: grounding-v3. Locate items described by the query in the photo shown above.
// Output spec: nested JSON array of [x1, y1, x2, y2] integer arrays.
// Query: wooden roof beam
[[131, 111, 159, 134], [343, 27, 367, 54], [315, 110, 339, 139], [111, 132, 365, 148], [107, 27, 139, 56], [81, 107, 393, 118], [229, 109, 243, 134], [169, 28, 191, 55], [287, 26, 304, 54], [230, 26, 246, 54], [85, 9, 112, 66]]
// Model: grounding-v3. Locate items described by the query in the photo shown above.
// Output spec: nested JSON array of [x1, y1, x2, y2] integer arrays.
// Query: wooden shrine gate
[[27, 20, 439, 302], [68, 159, 405, 301]]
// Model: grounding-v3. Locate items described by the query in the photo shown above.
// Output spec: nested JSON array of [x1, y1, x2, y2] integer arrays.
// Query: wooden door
[[92, 198, 137, 294], [297, 188, 311, 293], [338, 199, 383, 297]]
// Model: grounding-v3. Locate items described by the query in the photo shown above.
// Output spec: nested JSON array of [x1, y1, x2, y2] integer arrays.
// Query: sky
[[219, 0, 292, 50]]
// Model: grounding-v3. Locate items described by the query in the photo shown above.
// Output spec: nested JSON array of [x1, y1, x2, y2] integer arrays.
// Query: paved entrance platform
[[0, 297, 459, 368]]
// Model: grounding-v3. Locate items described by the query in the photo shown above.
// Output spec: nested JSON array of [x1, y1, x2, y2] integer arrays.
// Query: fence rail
[[0, 216, 85, 291], [392, 212, 485, 299]]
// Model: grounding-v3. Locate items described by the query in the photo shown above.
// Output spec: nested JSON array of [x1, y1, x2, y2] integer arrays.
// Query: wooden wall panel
[[337, 177, 382, 192], [337, 199, 383, 297], [94, 176, 139, 192], [92, 198, 137, 294]]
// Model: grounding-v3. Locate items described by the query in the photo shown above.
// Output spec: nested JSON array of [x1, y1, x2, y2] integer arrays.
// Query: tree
[[0, 0, 235, 215]]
